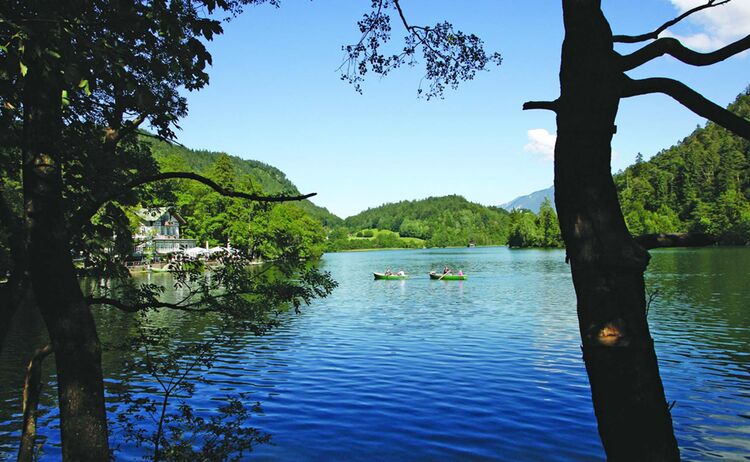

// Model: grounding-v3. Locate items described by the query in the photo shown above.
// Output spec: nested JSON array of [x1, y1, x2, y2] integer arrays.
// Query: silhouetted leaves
[[341, 0, 501, 99]]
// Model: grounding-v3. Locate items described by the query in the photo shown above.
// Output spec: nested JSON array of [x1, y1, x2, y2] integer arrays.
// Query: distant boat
[[429, 271, 467, 281], [373, 272, 408, 280]]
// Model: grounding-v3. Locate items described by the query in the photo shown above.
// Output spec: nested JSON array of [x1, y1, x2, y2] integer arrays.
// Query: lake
[[1, 247, 749, 460]]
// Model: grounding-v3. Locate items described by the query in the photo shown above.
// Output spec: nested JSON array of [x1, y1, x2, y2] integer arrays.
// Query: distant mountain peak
[[500, 186, 554, 213]]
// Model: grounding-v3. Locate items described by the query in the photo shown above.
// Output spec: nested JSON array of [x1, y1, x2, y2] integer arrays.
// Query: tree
[[507, 209, 541, 248], [0, 1, 333, 460], [520, 1, 750, 459], [536, 198, 562, 247], [347, 1, 749, 459]]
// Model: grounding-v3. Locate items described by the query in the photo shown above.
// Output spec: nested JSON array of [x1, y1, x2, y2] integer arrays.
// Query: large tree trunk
[[22, 63, 110, 460], [556, 2, 679, 460]]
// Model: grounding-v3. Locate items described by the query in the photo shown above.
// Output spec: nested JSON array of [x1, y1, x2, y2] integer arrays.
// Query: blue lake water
[[1, 247, 749, 460]]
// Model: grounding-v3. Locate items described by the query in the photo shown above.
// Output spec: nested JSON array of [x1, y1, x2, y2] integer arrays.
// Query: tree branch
[[18, 344, 53, 462], [123, 172, 315, 201], [620, 35, 750, 71], [523, 100, 559, 112], [634, 233, 716, 249], [392, 0, 451, 64], [621, 77, 750, 140], [138, 131, 187, 148], [613, 0, 732, 44], [74, 171, 316, 228], [86, 296, 221, 313], [104, 114, 147, 146]]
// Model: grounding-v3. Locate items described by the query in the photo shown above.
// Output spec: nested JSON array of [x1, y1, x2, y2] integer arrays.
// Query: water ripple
[[1, 247, 749, 460]]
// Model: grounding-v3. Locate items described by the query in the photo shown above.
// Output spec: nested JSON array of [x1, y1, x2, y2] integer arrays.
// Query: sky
[[173, 0, 750, 218]]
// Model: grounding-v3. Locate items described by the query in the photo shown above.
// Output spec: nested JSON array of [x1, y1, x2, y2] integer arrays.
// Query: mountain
[[613, 87, 750, 243], [500, 186, 554, 212], [144, 137, 343, 227], [343, 195, 510, 247]]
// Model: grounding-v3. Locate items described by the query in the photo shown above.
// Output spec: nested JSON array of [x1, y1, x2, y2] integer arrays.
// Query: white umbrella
[[184, 247, 209, 257]]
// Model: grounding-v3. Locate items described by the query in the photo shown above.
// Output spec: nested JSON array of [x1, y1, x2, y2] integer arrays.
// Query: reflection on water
[[1, 247, 749, 461]]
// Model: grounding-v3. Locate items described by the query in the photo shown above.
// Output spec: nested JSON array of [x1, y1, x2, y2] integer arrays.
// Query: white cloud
[[660, 30, 725, 52], [523, 128, 556, 162], [666, 0, 750, 50]]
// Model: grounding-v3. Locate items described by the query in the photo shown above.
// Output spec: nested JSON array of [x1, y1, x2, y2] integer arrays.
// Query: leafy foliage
[[152, 150, 329, 261], [506, 198, 563, 248], [147, 137, 343, 228], [615, 87, 750, 244], [114, 324, 272, 461], [341, 0, 501, 99], [331, 195, 510, 249]]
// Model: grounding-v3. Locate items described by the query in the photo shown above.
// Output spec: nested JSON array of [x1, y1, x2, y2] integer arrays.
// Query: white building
[[134, 207, 196, 255]]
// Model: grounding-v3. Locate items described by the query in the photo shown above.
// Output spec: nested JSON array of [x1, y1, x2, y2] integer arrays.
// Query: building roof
[[135, 207, 186, 224]]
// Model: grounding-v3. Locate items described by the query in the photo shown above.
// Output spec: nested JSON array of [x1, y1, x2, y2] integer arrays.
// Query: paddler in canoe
[[374, 268, 408, 280], [429, 267, 467, 280]]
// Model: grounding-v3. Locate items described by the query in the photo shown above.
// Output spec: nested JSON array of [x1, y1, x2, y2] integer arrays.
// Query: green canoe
[[373, 272, 408, 280], [429, 271, 467, 281]]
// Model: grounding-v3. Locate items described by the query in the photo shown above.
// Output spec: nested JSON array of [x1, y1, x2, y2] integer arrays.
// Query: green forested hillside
[[614, 88, 750, 244], [144, 136, 343, 228], [339, 195, 511, 248]]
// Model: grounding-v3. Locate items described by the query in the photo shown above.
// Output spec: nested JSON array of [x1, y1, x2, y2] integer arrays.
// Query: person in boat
[[385, 268, 393, 276], [397, 269, 405, 276], [457, 269, 464, 276], [443, 266, 451, 274]]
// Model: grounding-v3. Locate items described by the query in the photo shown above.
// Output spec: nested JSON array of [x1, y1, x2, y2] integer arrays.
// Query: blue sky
[[174, 0, 750, 218]]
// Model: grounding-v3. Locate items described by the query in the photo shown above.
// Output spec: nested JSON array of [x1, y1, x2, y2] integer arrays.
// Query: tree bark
[[556, 1, 679, 460], [634, 232, 715, 249], [22, 61, 110, 460]]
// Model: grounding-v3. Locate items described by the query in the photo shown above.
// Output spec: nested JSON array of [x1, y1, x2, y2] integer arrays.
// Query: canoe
[[429, 272, 467, 281], [373, 272, 408, 280]]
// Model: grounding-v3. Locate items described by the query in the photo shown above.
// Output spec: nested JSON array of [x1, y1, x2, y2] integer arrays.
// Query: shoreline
[[330, 245, 509, 253]]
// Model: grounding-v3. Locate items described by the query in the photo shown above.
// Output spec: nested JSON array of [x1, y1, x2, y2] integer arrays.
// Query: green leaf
[[61, 90, 69, 106], [78, 79, 91, 96], [19, 61, 27, 76]]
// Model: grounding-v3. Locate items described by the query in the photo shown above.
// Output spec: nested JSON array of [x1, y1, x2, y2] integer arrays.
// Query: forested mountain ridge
[[500, 186, 555, 212], [614, 87, 750, 243], [341, 195, 511, 247], [144, 136, 343, 228]]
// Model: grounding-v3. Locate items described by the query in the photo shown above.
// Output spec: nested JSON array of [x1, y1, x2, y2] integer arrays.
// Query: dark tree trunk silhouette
[[555, 2, 679, 460], [525, 1, 750, 457], [22, 62, 110, 461]]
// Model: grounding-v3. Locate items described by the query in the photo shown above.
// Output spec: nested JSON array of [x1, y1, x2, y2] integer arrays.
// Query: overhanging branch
[[635, 233, 716, 249], [613, 0, 731, 44], [392, 0, 451, 64], [620, 35, 750, 71], [523, 100, 559, 112], [622, 77, 750, 140], [74, 171, 316, 227], [119, 172, 316, 202], [86, 296, 220, 313]]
